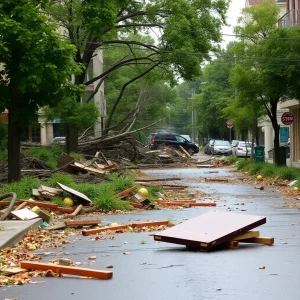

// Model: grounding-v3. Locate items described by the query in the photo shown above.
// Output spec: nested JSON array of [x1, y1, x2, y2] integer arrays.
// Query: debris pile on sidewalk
[[154, 211, 274, 251]]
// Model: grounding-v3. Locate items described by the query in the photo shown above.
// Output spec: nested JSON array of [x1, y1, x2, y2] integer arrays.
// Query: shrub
[[236, 159, 252, 170], [247, 162, 264, 175]]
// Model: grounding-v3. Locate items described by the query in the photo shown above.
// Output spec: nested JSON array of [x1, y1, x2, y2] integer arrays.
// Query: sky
[[221, 0, 246, 48]]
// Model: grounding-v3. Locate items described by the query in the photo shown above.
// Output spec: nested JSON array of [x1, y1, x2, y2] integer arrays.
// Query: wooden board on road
[[154, 211, 266, 250]]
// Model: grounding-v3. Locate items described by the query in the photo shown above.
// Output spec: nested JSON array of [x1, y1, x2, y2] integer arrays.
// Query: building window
[[32, 124, 41, 143]]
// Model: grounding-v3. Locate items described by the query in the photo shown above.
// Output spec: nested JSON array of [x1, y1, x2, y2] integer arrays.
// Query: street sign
[[226, 120, 233, 128], [281, 112, 294, 125]]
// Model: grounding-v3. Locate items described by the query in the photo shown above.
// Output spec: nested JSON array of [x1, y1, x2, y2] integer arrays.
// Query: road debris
[[20, 261, 113, 280], [154, 211, 272, 251]]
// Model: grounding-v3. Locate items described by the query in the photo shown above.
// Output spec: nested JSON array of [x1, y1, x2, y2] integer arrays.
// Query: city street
[[2, 161, 300, 300]]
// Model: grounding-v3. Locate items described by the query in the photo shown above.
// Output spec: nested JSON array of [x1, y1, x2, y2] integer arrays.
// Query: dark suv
[[150, 132, 199, 155]]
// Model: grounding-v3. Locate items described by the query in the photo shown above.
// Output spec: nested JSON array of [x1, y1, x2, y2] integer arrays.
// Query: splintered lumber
[[115, 186, 136, 198], [82, 225, 129, 236], [205, 178, 229, 183], [20, 261, 113, 280], [14, 202, 28, 211], [179, 145, 191, 158], [197, 165, 215, 168], [65, 219, 100, 227], [154, 211, 266, 250], [272, 176, 280, 185], [51, 206, 74, 214], [155, 200, 191, 206], [233, 231, 260, 240], [46, 222, 67, 230], [0, 201, 22, 206], [190, 202, 216, 207], [71, 161, 106, 175], [239, 237, 274, 245], [38, 210, 51, 223], [131, 220, 169, 228], [130, 202, 143, 209], [64, 205, 83, 219], [21, 200, 58, 210], [82, 220, 170, 236]]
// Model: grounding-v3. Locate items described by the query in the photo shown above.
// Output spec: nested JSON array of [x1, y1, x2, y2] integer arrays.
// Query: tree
[[0, 0, 80, 182], [45, 0, 229, 151], [191, 51, 235, 141], [231, 0, 300, 165]]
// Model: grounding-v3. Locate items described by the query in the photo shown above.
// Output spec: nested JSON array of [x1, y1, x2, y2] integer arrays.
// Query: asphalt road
[[2, 161, 300, 300]]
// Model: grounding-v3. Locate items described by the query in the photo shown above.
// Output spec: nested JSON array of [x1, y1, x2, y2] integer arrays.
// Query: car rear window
[[214, 141, 230, 146], [240, 143, 251, 147]]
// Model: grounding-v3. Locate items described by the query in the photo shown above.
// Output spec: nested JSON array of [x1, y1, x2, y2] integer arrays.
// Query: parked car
[[204, 139, 215, 154], [232, 141, 254, 157], [210, 140, 232, 155], [231, 140, 240, 147], [149, 132, 199, 155], [52, 137, 66, 145]]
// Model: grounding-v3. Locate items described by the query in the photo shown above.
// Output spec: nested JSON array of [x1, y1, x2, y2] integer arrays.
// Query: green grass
[[24, 146, 63, 168], [226, 156, 239, 164], [235, 160, 300, 183]]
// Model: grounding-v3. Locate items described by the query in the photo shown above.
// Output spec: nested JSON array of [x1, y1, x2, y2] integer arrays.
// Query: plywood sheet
[[154, 211, 266, 250], [56, 182, 92, 205]]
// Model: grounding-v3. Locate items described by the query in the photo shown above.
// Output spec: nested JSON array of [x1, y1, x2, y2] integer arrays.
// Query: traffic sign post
[[226, 120, 234, 142]]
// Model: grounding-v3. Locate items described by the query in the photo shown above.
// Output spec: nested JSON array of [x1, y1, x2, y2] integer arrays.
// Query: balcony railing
[[278, 9, 300, 28]]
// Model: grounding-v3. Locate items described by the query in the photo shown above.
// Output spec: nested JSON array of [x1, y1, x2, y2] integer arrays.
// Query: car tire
[[187, 148, 195, 156]]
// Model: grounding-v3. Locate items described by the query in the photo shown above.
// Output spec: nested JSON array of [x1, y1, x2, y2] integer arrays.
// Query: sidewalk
[[0, 218, 42, 249]]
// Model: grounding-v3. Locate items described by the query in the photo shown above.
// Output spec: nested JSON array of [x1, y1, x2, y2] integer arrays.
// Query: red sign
[[226, 120, 233, 129], [281, 112, 294, 125]]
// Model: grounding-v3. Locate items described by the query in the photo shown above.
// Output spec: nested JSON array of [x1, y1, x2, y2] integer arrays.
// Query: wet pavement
[[1, 164, 300, 300]]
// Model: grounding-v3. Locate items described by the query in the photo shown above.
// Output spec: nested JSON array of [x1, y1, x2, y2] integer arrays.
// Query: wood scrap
[[20, 261, 113, 280], [233, 231, 260, 240], [205, 178, 229, 183], [70, 161, 106, 175], [10, 208, 39, 220], [239, 237, 274, 245], [64, 204, 83, 219], [115, 186, 136, 198], [82, 224, 130, 236], [197, 164, 215, 168], [179, 145, 191, 158], [65, 219, 100, 227]]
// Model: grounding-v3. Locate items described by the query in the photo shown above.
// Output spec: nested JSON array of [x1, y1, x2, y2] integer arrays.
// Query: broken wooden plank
[[155, 200, 192, 206], [179, 145, 191, 158], [14, 202, 28, 211], [38, 210, 51, 223], [115, 186, 136, 198], [71, 162, 106, 174], [65, 219, 100, 227], [154, 211, 266, 250], [197, 164, 215, 168], [239, 237, 274, 246], [272, 176, 280, 185], [130, 202, 143, 209], [131, 220, 169, 228], [20, 261, 113, 280], [64, 204, 83, 219], [205, 178, 229, 183], [233, 231, 260, 240], [189, 202, 216, 207], [134, 177, 181, 182], [82, 225, 129, 236], [0, 201, 22, 207], [21, 200, 58, 210], [45, 222, 67, 230]]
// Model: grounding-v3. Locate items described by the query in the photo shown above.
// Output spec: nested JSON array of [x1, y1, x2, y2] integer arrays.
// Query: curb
[[0, 218, 43, 249]]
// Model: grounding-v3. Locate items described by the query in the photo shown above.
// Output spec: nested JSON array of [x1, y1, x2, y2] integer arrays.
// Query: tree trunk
[[269, 100, 282, 165], [8, 85, 21, 182]]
